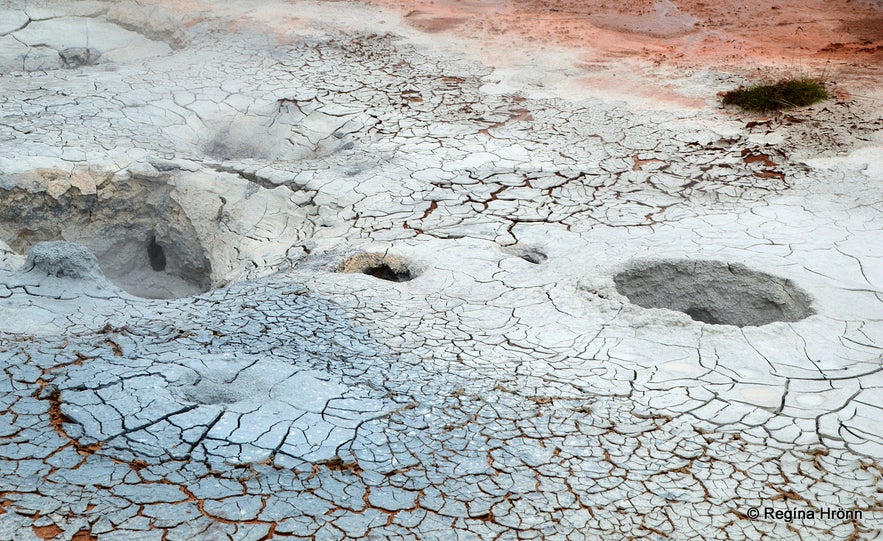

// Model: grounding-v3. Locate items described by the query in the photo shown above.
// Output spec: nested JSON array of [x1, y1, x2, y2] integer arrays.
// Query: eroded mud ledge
[[0, 0, 881, 540]]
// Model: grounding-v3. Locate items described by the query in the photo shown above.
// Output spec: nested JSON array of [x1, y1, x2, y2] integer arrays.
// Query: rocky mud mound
[[23, 241, 109, 283]]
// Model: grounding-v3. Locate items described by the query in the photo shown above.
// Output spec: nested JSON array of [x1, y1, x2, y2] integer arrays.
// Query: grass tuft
[[721, 78, 828, 111]]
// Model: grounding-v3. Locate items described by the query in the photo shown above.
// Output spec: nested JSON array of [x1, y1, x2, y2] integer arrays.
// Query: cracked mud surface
[[1, 0, 882, 539]]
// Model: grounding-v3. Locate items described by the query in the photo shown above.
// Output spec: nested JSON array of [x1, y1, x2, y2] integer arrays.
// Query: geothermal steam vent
[[613, 259, 815, 327]]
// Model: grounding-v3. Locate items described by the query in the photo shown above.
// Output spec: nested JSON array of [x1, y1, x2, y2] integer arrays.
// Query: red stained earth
[[370, 0, 883, 68]]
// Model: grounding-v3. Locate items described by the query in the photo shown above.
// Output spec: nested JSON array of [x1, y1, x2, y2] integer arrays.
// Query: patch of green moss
[[722, 78, 828, 111]]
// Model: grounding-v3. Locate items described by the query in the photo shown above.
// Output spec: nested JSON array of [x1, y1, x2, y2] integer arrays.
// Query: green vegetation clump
[[722, 78, 828, 111]]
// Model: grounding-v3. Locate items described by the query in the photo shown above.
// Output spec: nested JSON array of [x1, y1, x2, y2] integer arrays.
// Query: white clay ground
[[0, 1, 881, 540]]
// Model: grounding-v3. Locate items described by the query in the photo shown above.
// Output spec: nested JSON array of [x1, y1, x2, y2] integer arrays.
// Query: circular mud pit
[[337, 253, 417, 282], [613, 259, 815, 327]]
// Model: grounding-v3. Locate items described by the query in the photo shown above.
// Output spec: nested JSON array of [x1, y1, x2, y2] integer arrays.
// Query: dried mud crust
[[2, 29, 841, 244], [0, 11, 176, 73], [0, 276, 879, 540], [0, 1, 880, 540]]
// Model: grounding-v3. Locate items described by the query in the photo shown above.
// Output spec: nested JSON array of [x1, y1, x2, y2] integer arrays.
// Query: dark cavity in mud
[[147, 236, 167, 272]]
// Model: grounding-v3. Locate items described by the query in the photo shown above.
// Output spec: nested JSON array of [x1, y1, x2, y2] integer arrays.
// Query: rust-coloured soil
[[366, 0, 883, 70]]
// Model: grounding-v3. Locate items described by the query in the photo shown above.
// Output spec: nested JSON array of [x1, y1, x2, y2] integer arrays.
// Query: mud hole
[[516, 247, 548, 264], [614, 259, 815, 327], [0, 177, 211, 299], [338, 252, 418, 282]]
